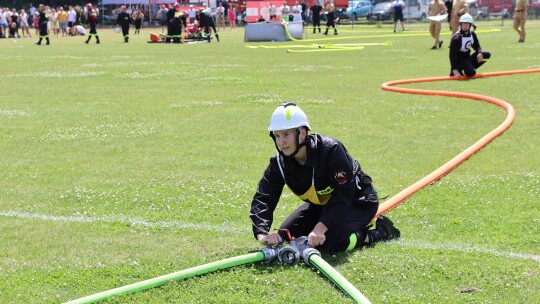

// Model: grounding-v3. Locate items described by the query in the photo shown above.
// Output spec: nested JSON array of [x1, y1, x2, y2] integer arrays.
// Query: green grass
[[0, 20, 539, 303]]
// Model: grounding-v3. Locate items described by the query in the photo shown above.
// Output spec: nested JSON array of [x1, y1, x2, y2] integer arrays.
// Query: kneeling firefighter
[[249, 103, 401, 253]]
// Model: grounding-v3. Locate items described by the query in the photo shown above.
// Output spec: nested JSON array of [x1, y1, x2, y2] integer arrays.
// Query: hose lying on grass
[[64, 68, 540, 304]]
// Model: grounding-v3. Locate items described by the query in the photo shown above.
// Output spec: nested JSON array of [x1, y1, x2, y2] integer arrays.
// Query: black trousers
[[452, 51, 491, 77], [279, 190, 378, 252]]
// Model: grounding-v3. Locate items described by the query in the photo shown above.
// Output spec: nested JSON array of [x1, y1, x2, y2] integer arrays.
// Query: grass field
[[0, 20, 539, 303]]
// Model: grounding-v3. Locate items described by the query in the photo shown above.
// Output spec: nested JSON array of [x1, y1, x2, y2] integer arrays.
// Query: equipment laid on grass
[[64, 231, 371, 304]]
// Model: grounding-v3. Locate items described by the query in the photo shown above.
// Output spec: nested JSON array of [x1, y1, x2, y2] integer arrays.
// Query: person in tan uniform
[[513, 0, 528, 43], [428, 0, 447, 49], [450, 0, 468, 33]]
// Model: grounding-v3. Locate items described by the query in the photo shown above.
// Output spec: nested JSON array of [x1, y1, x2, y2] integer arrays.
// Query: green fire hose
[[306, 252, 371, 304], [65, 235, 370, 304], [64, 252, 266, 304]]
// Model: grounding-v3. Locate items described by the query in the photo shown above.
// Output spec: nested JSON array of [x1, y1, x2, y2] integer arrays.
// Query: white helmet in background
[[459, 13, 474, 25], [268, 102, 311, 132]]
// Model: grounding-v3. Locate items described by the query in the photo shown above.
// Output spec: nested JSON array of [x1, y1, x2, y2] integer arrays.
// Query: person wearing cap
[[449, 13, 491, 78], [116, 5, 131, 43], [249, 103, 401, 253], [512, 0, 528, 43], [85, 3, 100, 44]]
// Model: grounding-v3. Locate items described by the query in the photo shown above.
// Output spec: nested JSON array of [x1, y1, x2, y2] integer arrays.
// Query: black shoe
[[85, 40, 89, 44], [35, 42, 41, 45], [518, 39, 524, 43], [313, 29, 316, 34], [431, 45, 437, 49], [439, 40, 443, 48], [367, 215, 400, 244], [334, 31, 338, 35]]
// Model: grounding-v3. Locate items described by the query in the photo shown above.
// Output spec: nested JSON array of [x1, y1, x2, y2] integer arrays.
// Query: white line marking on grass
[[395, 238, 540, 263], [0, 211, 247, 234]]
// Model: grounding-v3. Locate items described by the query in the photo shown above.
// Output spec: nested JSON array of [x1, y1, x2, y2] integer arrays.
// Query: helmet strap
[[270, 127, 306, 159]]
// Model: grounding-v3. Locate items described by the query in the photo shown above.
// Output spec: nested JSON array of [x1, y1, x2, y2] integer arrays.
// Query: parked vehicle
[[367, 1, 393, 20], [467, 0, 515, 19], [531, 0, 540, 17], [342, 0, 373, 20], [402, 0, 429, 20]]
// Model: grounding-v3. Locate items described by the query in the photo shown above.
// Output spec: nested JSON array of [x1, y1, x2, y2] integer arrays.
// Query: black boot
[[323, 28, 328, 35], [313, 28, 316, 34], [96, 36, 100, 44], [36, 38, 42, 45], [366, 215, 400, 245], [318, 27, 321, 33], [45, 37, 50, 45], [334, 29, 338, 35], [85, 37, 90, 44], [215, 33, 219, 42]]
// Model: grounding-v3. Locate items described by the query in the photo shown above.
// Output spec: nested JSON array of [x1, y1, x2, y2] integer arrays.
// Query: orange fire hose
[[376, 68, 540, 216]]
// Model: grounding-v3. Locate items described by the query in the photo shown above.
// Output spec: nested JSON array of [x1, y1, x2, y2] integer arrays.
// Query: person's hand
[[308, 230, 326, 247], [476, 52, 483, 63], [452, 69, 462, 78], [257, 233, 282, 246]]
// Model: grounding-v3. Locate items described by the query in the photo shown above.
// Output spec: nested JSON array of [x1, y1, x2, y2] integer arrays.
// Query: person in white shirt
[[280, 1, 291, 22], [216, 2, 225, 31], [67, 5, 76, 35]]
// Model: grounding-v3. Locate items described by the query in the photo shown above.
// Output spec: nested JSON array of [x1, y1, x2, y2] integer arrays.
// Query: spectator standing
[[0, 9, 7, 38], [269, 3, 277, 21], [67, 5, 76, 35], [132, 9, 144, 35], [512, 0, 528, 43], [20, 9, 31, 38], [188, 5, 197, 23], [428, 0, 447, 49], [228, 5, 236, 30], [50, 8, 59, 37], [116, 5, 131, 43], [57, 7, 67, 36], [33, 11, 39, 36], [391, 0, 406, 32], [29, 3, 36, 22], [280, 1, 291, 22], [216, 2, 225, 32], [157, 4, 168, 32], [10, 8, 19, 38], [310, 1, 323, 33]]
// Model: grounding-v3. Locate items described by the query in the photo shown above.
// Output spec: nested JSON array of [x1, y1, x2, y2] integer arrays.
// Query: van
[[403, 0, 429, 20]]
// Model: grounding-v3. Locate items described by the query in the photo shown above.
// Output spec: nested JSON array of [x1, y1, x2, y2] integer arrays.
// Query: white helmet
[[459, 13, 474, 25], [268, 103, 311, 132]]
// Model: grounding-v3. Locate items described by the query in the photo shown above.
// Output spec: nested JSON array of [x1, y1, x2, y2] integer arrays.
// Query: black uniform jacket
[[449, 30, 481, 69], [250, 133, 376, 239]]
